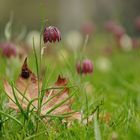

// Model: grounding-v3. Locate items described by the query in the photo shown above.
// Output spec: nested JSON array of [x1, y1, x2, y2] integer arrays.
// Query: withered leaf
[[4, 58, 82, 122]]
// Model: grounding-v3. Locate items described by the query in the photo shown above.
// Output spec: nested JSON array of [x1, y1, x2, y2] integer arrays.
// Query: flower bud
[[76, 59, 93, 74], [43, 26, 61, 43], [104, 21, 125, 39], [0, 42, 17, 58], [81, 22, 95, 35], [135, 17, 140, 31], [113, 25, 125, 40], [132, 38, 140, 49], [82, 59, 93, 74], [104, 21, 116, 32]]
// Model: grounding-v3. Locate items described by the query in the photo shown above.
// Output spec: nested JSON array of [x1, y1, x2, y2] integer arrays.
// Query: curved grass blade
[[41, 88, 64, 108], [46, 90, 76, 115], [24, 130, 47, 140], [26, 98, 38, 115], [14, 86, 37, 110], [0, 110, 23, 126], [41, 111, 77, 119], [11, 83, 28, 119]]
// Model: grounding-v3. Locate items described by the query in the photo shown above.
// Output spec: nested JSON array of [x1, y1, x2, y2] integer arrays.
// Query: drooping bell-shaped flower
[[43, 26, 61, 43], [76, 59, 93, 75], [104, 21, 125, 40], [0, 42, 17, 58], [132, 38, 140, 49], [135, 17, 140, 31], [81, 22, 96, 36]]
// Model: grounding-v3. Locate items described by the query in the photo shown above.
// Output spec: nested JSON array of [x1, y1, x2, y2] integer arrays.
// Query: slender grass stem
[[33, 37, 41, 131]]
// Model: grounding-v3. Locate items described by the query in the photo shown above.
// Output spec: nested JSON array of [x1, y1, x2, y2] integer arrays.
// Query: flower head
[[132, 38, 140, 49], [113, 25, 125, 40], [104, 21, 115, 32], [76, 59, 93, 74], [104, 21, 125, 39], [0, 42, 17, 58], [81, 22, 95, 35], [43, 26, 61, 43], [135, 17, 140, 31]]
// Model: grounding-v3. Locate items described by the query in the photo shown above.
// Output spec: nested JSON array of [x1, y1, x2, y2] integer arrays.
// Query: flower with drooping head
[[43, 26, 61, 43], [104, 20, 115, 32], [0, 42, 17, 58], [82, 59, 93, 74], [76, 59, 93, 74], [81, 21, 96, 36], [104, 20, 125, 40], [113, 25, 125, 40], [134, 17, 140, 31], [132, 38, 140, 49]]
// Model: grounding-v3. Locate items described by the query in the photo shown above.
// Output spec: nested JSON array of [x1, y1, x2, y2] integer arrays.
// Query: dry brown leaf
[[4, 58, 83, 122]]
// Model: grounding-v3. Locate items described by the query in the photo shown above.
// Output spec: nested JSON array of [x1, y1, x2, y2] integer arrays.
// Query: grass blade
[[11, 83, 28, 119], [0, 110, 23, 126], [46, 91, 76, 114]]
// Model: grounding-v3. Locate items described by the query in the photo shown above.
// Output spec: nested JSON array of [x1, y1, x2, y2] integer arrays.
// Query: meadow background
[[0, 0, 140, 140]]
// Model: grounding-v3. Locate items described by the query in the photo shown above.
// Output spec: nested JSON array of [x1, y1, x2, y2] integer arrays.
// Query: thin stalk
[[82, 34, 89, 55], [41, 85, 77, 92], [32, 37, 41, 131], [80, 75, 89, 125]]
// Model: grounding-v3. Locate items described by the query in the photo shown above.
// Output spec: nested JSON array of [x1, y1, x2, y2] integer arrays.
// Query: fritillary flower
[[76, 59, 93, 74], [0, 42, 17, 58], [81, 22, 96, 35], [43, 26, 61, 43], [135, 17, 140, 31], [104, 21, 125, 39]]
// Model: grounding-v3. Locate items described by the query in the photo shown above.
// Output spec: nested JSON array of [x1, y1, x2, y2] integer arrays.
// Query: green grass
[[0, 35, 140, 140]]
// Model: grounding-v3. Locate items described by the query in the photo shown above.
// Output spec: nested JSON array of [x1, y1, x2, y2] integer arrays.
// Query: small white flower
[[120, 34, 132, 52], [96, 57, 111, 72], [26, 30, 41, 48], [65, 30, 83, 51]]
